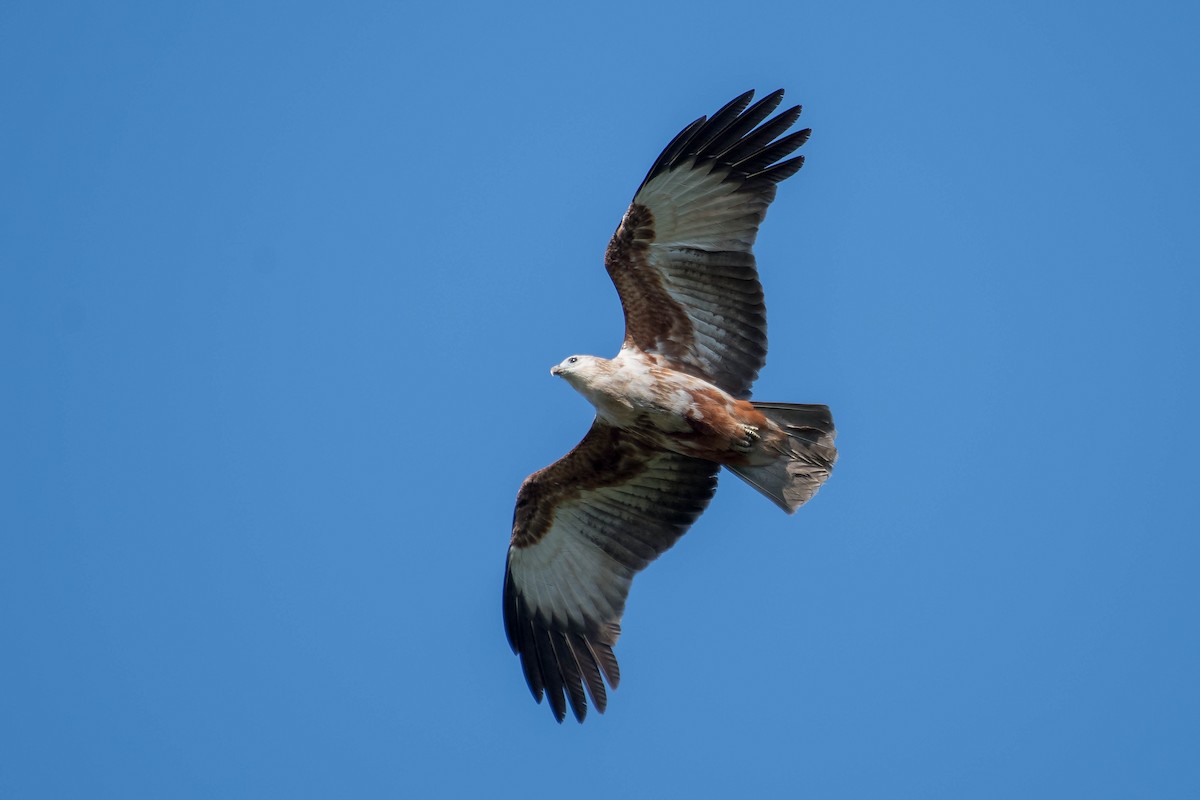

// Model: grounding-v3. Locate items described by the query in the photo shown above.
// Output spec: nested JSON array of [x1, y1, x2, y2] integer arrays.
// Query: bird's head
[[550, 354, 603, 385]]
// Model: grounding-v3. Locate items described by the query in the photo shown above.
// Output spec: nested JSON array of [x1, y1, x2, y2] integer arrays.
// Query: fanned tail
[[727, 402, 837, 514]]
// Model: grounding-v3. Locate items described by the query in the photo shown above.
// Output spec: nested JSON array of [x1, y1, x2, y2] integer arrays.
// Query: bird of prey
[[503, 89, 837, 723]]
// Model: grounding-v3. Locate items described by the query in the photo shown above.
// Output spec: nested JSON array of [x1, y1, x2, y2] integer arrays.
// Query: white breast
[[579, 350, 699, 433]]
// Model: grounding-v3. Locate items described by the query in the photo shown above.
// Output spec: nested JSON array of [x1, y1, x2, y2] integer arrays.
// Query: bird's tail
[[726, 402, 837, 514]]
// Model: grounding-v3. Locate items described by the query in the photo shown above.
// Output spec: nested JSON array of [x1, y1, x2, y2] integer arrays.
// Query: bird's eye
[[568, 357, 578, 364]]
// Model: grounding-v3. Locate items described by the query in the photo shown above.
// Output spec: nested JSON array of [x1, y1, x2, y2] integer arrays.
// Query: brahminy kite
[[504, 89, 837, 722]]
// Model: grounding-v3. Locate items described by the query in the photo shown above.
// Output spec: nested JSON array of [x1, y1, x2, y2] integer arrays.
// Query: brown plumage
[[505, 90, 837, 723]]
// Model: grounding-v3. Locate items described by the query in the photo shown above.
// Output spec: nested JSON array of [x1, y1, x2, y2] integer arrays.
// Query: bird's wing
[[605, 89, 810, 399], [505, 421, 719, 722]]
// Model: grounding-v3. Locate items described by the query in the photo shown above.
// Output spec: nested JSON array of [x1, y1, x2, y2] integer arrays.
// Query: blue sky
[[3, 1, 1198, 797]]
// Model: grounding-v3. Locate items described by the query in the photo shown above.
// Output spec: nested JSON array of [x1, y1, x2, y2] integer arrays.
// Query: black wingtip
[[506, 560, 620, 723], [634, 114, 708, 196], [635, 89, 810, 198]]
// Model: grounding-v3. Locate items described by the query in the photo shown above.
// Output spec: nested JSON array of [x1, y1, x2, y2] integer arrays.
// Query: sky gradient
[[3, 1, 1199, 797]]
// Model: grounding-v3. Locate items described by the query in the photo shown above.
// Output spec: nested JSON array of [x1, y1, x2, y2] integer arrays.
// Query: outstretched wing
[[505, 422, 719, 722], [605, 89, 810, 399]]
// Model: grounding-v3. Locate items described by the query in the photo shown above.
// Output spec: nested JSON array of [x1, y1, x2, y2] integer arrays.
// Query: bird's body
[[504, 90, 837, 723], [553, 351, 775, 467]]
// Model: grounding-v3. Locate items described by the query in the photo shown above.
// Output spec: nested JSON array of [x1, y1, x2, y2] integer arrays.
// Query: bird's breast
[[578, 356, 773, 463]]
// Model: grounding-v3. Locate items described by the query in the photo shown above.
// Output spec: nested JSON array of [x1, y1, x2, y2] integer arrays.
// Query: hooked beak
[[550, 364, 563, 376]]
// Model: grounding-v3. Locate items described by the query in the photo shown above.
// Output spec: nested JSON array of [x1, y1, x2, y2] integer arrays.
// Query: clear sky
[[3, 1, 1198, 797]]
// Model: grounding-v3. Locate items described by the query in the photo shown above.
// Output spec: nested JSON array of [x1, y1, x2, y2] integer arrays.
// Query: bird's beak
[[550, 365, 562, 376]]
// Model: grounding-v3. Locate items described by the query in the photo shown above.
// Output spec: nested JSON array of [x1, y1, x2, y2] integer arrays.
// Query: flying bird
[[504, 89, 837, 723]]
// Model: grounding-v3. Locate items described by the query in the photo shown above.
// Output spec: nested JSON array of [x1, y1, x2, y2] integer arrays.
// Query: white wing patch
[[636, 157, 770, 254], [507, 508, 632, 630]]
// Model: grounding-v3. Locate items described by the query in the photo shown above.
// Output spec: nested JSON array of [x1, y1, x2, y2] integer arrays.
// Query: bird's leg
[[732, 424, 761, 453]]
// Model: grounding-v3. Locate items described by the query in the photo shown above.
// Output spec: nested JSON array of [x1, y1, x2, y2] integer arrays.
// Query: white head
[[550, 354, 606, 386]]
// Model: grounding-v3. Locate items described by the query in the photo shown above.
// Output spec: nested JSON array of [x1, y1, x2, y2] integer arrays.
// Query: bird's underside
[[554, 348, 804, 468], [504, 89, 837, 723]]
